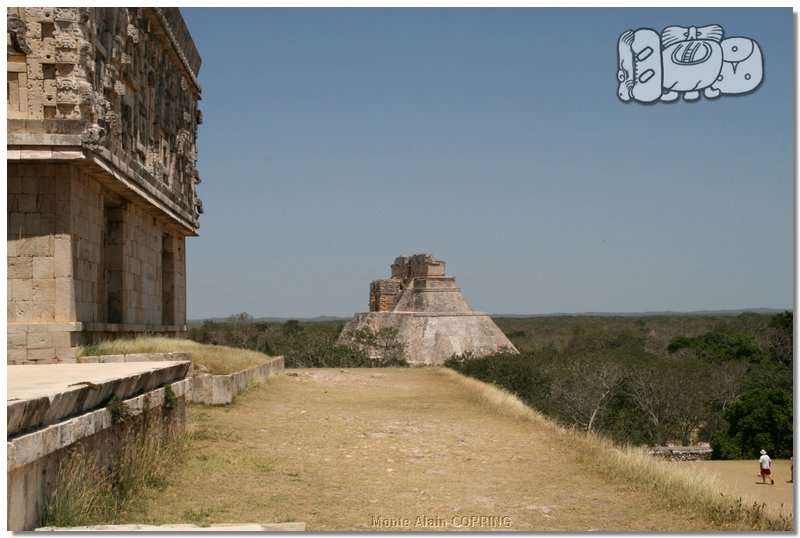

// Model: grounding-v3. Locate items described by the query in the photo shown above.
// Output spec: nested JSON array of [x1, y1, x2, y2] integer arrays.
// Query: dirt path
[[680, 459, 793, 520], [126, 368, 719, 531]]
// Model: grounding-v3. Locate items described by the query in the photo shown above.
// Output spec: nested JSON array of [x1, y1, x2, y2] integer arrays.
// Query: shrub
[[445, 350, 555, 413], [711, 388, 793, 459], [668, 332, 766, 363], [278, 322, 408, 368], [345, 327, 407, 366], [710, 432, 742, 460]]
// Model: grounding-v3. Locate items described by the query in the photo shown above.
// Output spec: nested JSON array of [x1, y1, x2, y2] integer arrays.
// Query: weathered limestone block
[[369, 278, 403, 312], [6, 361, 191, 437], [191, 357, 284, 405]]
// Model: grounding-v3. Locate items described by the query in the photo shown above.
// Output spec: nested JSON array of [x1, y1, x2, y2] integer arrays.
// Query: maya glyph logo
[[617, 24, 764, 103]]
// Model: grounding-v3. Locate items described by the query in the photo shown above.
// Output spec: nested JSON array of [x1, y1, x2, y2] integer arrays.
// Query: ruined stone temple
[[7, 8, 203, 364], [338, 254, 518, 365]]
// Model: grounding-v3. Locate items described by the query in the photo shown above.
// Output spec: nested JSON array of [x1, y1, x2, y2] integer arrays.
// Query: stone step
[[7, 361, 191, 439]]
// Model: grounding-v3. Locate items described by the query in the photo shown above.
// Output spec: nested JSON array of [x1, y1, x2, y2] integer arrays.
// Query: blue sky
[[181, 7, 793, 319]]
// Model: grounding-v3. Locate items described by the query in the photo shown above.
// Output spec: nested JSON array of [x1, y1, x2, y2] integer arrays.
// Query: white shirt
[[759, 454, 771, 469]]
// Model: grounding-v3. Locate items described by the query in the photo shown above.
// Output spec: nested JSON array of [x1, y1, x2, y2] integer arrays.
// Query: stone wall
[[76, 351, 192, 365], [192, 357, 285, 405], [391, 254, 446, 281], [8, 164, 188, 363], [369, 278, 403, 312], [7, 8, 201, 364]]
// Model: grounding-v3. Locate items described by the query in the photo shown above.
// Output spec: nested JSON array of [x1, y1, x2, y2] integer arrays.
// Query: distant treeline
[[188, 311, 792, 459], [188, 315, 405, 368]]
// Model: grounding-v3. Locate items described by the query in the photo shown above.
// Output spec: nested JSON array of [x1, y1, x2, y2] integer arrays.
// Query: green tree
[[766, 311, 793, 365], [711, 388, 793, 459], [342, 326, 407, 366], [225, 312, 257, 349], [626, 358, 719, 445], [667, 332, 766, 363], [547, 354, 623, 433], [282, 319, 303, 337]]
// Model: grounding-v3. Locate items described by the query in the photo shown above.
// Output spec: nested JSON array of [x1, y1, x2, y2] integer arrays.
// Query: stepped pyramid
[[338, 254, 518, 365]]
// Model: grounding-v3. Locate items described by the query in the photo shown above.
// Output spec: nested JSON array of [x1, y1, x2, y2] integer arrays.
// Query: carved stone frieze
[[102, 65, 117, 89], [105, 111, 121, 136], [126, 23, 138, 43], [8, 13, 32, 54], [76, 80, 94, 104], [175, 129, 192, 156], [55, 36, 76, 49], [53, 7, 79, 23], [81, 123, 106, 147], [148, 152, 164, 178], [8, 7, 203, 229], [54, 50, 78, 63]]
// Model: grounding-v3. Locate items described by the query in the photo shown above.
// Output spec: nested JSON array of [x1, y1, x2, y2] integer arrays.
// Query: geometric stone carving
[[7, 13, 32, 54]]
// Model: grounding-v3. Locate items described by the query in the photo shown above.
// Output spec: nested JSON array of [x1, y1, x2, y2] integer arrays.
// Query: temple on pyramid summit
[[338, 254, 518, 365]]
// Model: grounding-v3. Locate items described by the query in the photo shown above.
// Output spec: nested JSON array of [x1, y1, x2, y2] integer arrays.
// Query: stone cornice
[[147, 8, 202, 94], [8, 134, 200, 236]]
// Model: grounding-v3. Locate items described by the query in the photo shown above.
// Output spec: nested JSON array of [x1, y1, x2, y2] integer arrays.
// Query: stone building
[[339, 254, 518, 365], [7, 8, 203, 364]]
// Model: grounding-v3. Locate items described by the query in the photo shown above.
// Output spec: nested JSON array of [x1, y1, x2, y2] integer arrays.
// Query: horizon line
[[187, 307, 791, 322]]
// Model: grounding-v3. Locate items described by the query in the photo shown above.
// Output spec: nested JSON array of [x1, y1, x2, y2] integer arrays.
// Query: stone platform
[[8, 361, 192, 439], [7, 362, 193, 530]]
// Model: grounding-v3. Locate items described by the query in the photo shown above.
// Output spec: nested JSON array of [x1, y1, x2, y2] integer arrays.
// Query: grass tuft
[[440, 368, 792, 531], [78, 336, 276, 375], [41, 432, 188, 528]]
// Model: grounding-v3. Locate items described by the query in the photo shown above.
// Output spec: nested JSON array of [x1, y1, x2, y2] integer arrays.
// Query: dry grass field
[[78, 336, 275, 375], [111, 368, 794, 531]]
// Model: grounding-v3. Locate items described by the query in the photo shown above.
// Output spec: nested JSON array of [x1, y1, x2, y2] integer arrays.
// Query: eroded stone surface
[[7, 361, 191, 437]]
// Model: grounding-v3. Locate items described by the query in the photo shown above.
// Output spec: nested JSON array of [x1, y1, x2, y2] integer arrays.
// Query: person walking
[[759, 449, 774, 485]]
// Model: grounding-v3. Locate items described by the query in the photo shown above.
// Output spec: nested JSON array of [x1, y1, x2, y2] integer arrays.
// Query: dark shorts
[[761, 468, 771, 476]]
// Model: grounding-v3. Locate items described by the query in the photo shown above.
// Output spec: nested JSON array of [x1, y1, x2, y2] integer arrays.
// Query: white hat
[[760, 449, 767, 455]]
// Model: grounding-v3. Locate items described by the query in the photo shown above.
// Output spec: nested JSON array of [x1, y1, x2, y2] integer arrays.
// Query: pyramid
[[338, 254, 518, 365]]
